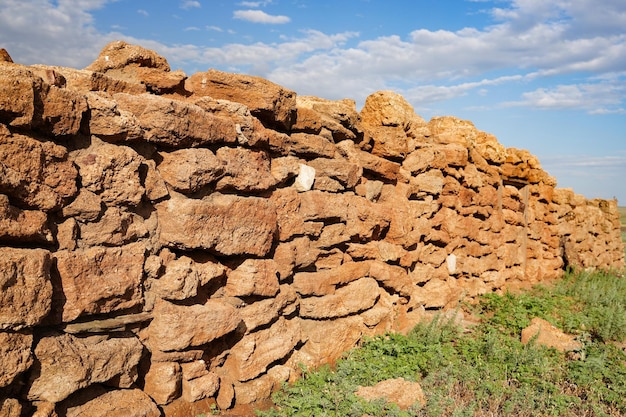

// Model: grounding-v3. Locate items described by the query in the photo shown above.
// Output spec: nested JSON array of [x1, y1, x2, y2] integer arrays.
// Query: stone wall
[[0, 41, 623, 416]]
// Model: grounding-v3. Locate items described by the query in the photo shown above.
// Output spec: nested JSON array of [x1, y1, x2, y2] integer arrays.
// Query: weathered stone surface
[[77, 206, 147, 247], [521, 318, 582, 352], [360, 91, 429, 159], [144, 362, 181, 405], [299, 277, 380, 319], [274, 132, 337, 158], [225, 259, 280, 298], [192, 96, 263, 146], [0, 330, 33, 387], [181, 363, 220, 403], [0, 48, 13, 62], [114, 92, 237, 148], [187, 69, 297, 130], [150, 256, 200, 301], [158, 148, 224, 193], [0, 398, 21, 417], [0, 64, 41, 128], [296, 315, 365, 368], [216, 147, 277, 192], [71, 138, 144, 206], [232, 365, 292, 405], [157, 192, 277, 256], [308, 157, 361, 190], [27, 332, 144, 402], [85, 92, 143, 141], [0, 194, 52, 243], [0, 131, 77, 210], [38, 85, 88, 136], [294, 96, 361, 141], [61, 388, 160, 417], [86, 40, 171, 72], [54, 243, 145, 322], [147, 299, 241, 352], [238, 285, 299, 333], [337, 140, 400, 180], [0, 248, 52, 330], [293, 261, 371, 296], [223, 317, 301, 382], [61, 189, 103, 221], [356, 378, 426, 410]]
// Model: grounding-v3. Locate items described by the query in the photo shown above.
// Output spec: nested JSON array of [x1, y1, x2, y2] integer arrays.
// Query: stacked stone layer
[[0, 41, 623, 416]]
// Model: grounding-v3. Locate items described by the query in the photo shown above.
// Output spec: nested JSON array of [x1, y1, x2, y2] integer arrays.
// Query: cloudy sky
[[1, 0, 625, 203]]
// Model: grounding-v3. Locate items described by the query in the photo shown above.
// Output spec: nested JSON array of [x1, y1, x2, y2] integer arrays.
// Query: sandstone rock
[[193, 96, 263, 146], [77, 206, 148, 247], [150, 256, 200, 301], [293, 261, 371, 296], [293, 96, 361, 141], [299, 277, 380, 319], [238, 285, 299, 333], [85, 92, 143, 142], [347, 241, 407, 263], [54, 243, 145, 322], [360, 91, 429, 159], [0, 48, 13, 62], [223, 317, 301, 382], [0, 64, 41, 128], [86, 40, 171, 73], [158, 148, 224, 193], [337, 140, 400, 181], [356, 378, 426, 410], [38, 85, 88, 136], [0, 194, 52, 243], [142, 158, 170, 201], [187, 69, 297, 130], [216, 147, 278, 192], [147, 299, 241, 352], [61, 189, 103, 221], [114, 92, 238, 148], [0, 330, 33, 387], [308, 157, 361, 190], [27, 332, 144, 402], [296, 315, 364, 368], [0, 131, 77, 210], [61, 387, 160, 417], [413, 278, 462, 309], [273, 236, 320, 279], [157, 192, 277, 257], [521, 318, 582, 352], [0, 398, 21, 417], [225, 259, 280, 298], [369, 261, 414, 298], [181, 362, 220, 403], [0, 248, 52, 330], [276, 132, 338, 158], [232, 365, 291, 405], [71, 138, 144, 206]]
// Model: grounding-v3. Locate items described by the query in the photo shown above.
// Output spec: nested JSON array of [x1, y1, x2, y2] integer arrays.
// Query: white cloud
[[180, 1, 201, 10], [206, 25, 223, 32], [233, 9, 290, 24], [238, 1, 273, 7], [504, 77, 626, 113], [137, 9, 149, 17]]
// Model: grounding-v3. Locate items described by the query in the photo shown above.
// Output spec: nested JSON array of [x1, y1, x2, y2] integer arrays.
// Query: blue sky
[[1, 0, 625, 203]]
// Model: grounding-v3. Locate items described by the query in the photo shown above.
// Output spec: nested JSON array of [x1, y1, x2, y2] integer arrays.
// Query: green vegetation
[[258, 269, 626, 417]]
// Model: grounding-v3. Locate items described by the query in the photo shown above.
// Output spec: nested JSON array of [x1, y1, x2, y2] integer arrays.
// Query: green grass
[[258, 269, 626, 417]]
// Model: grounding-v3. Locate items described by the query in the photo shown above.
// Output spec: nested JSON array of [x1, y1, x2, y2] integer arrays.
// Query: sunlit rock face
[[0, 41, 623, 414]]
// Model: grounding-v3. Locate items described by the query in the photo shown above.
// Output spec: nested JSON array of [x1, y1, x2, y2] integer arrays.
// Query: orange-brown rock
[[54, 243, 145, 322], [27, 332, 144, 402], [225, 259, 280, 298], [356, 378, 426, 410], [59, 387, 160, 417], [0, 48, 13, 63], [186, 69, 297, 130], [158, 148, 224, 193], [146, 299, 241, 352], [143, 361, 181, 405], [156, 192, 277, 256], [0, 248, 52, 330], [521, 318, 582, 352], [0, 330, 33, 387], [0, 194, 52, 243]]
